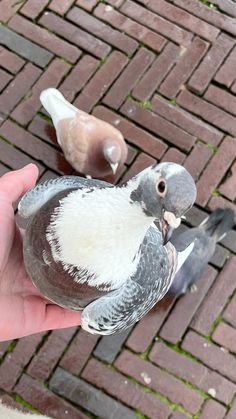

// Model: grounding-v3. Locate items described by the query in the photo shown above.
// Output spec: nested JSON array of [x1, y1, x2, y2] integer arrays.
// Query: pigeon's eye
[[157, 179, 167, 196]]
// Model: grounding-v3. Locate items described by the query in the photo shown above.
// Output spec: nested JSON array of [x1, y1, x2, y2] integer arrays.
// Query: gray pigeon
[[18, 162, 196, 335], [169, 208, 235, 296]]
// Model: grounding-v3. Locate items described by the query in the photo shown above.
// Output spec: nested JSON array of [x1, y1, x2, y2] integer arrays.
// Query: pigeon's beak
[[110, 162, 119, 174], [161, 211, 181, 245]]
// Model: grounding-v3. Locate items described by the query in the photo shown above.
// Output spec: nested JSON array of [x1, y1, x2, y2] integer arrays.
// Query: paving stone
[[94, 3, 167, 52], [15, 373, 87, 419], [204, 85, 236, 116], [11, 58, 70, 125], [178, 90, 236, 137], [221, 230, 236, 254], [121, 99, 196, 151], [160, 265, 217, 344], [0, 340, 13, 357], [182, 330, 236, 383], [170, 412, 188, 419], [174, 0, 236, 36], [40, 11, 110, 59], [219, 161, 236, 201], [27, 327, 76, 380], [0, 69, 12, 92], [50, 367, 137, 419], [224, 296, 236, 329], [115, 350, 204, 414], [74, 51, 128, 112], [196, 137, 236, 206], [104, 48, 155, 109], [122, 152, 156, 183], [9, 14, 80, 63], [149, 341, 236, 404], [0, 47, 25, 74], [76, 0, 99, 10], [214, 46, 236, 88], [184, 141, 213, 181], [60, 329, 99, 375], [159, 37, 209, 99], [226, 399, 236, 419], [121, 0, 193, 47], [189, 34, 235, 94], [191, 257, 236, 335], [199, 399, 227, 419], [133, 43, 180, 101], [93, 327, 133, 363], [0, 0, 24, 23], [82, 358, 171, 419], [211, 0, 236, 17], [21, 0, 50, 19], [67, 7, 138, 55], [210, 244, 230, 268], [212, 322, 236, 353], [161, 147, 185, 165], [28, 115, 58, 147], [49, 0, 75, 15], [93, 105, 167, 159]]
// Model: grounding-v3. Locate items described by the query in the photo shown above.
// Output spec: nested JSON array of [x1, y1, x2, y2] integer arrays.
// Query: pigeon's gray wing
[[18, 175, 112, 218], [81, 227, 177, 335]]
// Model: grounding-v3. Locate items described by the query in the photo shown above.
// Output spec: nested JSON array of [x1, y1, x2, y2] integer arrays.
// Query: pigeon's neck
[[48, 182, 155, 289]]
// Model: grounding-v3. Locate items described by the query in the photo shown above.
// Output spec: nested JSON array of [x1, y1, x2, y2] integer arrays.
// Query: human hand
[[0, 164, 81, 341]]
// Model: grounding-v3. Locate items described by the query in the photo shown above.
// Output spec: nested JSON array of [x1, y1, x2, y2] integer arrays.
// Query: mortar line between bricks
[[201, 84, 236, 118], [18, 1, 52, 24]]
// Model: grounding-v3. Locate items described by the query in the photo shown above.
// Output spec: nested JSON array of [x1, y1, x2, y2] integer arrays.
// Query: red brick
[[160, 266, 217, 344], [144, 0, 219, 41], [68, 7, 138, 55], [115, 350, 204, 414], [60, 55, 99, 102], [178, 90, 236, 137], [171, 412, 188, 419], [224, 296, 236, 328], [133, 43, 180, 101], [226, 399, 236, 419], [0, 63, 41, 114], [151, 95, 223, 145], [0, 47, 25, 74], [126, 297, 176, 353], [200, 399, 226, 419], [192, 257, 236, 335], [28, 115, 58, 147], [104, 48, 155, 109], [82, 358, 171, 419], [40, 11, 110, 59], [214, 46, 236, 87], [94, 3, 166, 52], [184, 141, 213, 181], [208, 195, 236, 218], [161, 147, 185, 165], [106, 0, 125, 5], [27, 327, 76, 380], [94, 105, 167, 160], [159, 37, 209, 99], [196, 137, 236, 206], [182, 330, 236, 383], [0, 333, 45, 391], [204, 85, 236, 116], [0, 0, 22, 22], [0, 69, 12, 92], [213, 322, 236, 353], [210, 244, 230, 268], [122, 153, 156, 183], [212, 0, 236, 17], [21, 0, 49, 19], [231, 80, 236, 94], [9, 14, 80, 63], [11, 58, 70, 125], [121, 0, 193, 46], [174, 0, 236, 36], [74, 51, 128, 112], [76, 0, 99, 10], [60, 329, 99, 375], [219, 161, 236, 201], [0, 120, 72, 174], [49, 0, 74, 15], [121, 99, 196, 151], [189, 34, 235, 94], [15, 374, 86, 419], [150, 341, 236, 404]]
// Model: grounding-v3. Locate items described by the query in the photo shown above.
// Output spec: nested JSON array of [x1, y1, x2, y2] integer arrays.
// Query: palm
[[0, 165, 81, 341]]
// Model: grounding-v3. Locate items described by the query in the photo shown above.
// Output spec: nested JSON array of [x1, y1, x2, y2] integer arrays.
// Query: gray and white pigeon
[[18, 162, 196, 335], [169, 208, 235, 296], [40, 88, 127, 178]]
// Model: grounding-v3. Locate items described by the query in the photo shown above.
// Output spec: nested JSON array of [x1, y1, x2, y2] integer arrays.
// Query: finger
[[0, 164, 39, 204], [43, 304, 81, 331]]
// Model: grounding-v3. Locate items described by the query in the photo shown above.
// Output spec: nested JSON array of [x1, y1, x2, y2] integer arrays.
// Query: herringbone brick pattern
[[0, 0, 235, 418]]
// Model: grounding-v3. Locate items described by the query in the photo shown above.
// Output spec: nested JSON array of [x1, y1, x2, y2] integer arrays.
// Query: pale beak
[[161, 211, 181, 245], [110, 162, 119, 174]]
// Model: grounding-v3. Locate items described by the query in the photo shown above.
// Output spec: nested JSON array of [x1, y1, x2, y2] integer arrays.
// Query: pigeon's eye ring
[[157, 179, 167, 197]]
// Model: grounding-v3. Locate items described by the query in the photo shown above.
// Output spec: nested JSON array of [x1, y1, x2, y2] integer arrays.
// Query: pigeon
[[40, 88, 127, 178], [18, 162, 196, 335], [168, 208, 235, 297]]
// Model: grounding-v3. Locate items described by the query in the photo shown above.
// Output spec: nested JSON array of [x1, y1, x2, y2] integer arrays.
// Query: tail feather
[[40, 88, 78, 129], [201, 208, 235, 241]]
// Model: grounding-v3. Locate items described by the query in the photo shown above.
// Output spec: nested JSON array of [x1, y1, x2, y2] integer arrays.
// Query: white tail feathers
[[40, 88, 78, 129], [176, 241, 194, 273]]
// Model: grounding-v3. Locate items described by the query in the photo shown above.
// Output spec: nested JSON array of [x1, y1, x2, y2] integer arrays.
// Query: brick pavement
[[0, 1, 235, 418]]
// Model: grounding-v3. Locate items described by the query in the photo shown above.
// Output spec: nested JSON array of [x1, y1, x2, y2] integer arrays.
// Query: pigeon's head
[[130, 162, 197, 241]]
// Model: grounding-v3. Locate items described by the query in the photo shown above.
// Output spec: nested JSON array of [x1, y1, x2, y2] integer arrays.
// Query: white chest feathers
[[46, 187, 153, 289]]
